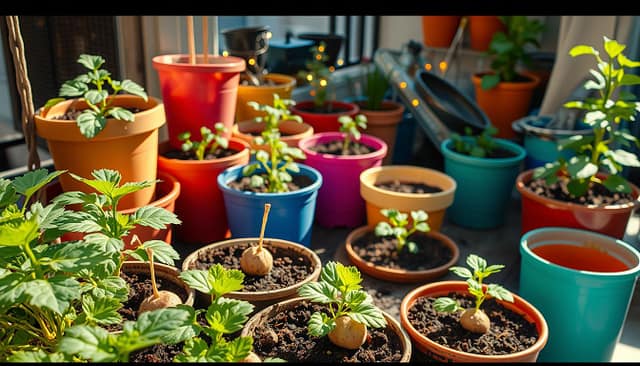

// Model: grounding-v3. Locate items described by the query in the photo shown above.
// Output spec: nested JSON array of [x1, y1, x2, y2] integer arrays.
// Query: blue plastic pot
[[217, 163, 322, 246], [441, 137, 526, 229], [520, 227, 640, 362]]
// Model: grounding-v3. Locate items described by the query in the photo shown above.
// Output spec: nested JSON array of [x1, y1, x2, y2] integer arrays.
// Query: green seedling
[[338, 114, 368, 155], [298, 42, 332, 109], [450, 126, 499, 158], [247, 93, 302, 133], [374, 208, 430, 254], [179, 123, 229, 161]]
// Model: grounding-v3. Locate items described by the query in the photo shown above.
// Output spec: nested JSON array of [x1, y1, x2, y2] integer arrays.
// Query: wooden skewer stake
[[212, 16, 219, 57], [146, 247, 159, 299], [202, 16, 209, 63], [257, 203, 271, 252], [187, 16, 196, 64]]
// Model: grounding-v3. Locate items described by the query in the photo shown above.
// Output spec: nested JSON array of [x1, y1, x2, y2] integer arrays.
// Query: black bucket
[[222, 25, 270, 76], [297, 33, 344, 67]]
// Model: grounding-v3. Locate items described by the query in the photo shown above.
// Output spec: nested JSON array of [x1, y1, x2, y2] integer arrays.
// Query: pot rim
[[441, 137, 527, 167], [299, 131, 388, 161], [157, 138, 250, 167]]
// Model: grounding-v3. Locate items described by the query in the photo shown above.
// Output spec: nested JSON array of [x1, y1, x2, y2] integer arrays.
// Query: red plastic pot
[[157, 138, 250, 244], [290, 100, 359, 133], [515, 169, 640, 239]]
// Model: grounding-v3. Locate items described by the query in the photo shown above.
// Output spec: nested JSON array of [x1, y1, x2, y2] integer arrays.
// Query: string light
[[399, 82, 407, 89], [439, 61, 448, 73], [329, 66, 335, 72], [411, 99, 419, 107], [266, 31, 272, 39], [319, 79, 327, 87], [337, 59, 344, 66], [425, 63, 432, 71], [222, 50, 229, 57], [318, 45, 325, 53], [248, 58, 256, 66], [306, 74, 313, 82]]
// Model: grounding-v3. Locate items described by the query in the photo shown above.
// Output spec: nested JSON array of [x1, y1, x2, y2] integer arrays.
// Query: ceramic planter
[[181, 237, 321, 312], [232, 119, 314, 152], [344, 225, 459, 283], [240, 297, 412, 362], [515, 169, 640, 239], [358, 100, 405, 165], [399, 281, 548, 362], [290, 100, 360, 133], [217, 163, 322, 246], [235, 73, 297, 123], [34, 95, 165, 210], [157, 139, 250, 244], [359, 165, 456, 231], [421, 16, 461, 48], [152, 54, 245, 149], [519, 227, 640, 362], [471, 72, 540, 140], [441, 137, 526, 229], [299, 132, 387, 228]]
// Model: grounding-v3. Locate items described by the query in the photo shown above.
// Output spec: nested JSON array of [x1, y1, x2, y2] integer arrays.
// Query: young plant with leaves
[[433, 254, 513, 334], [533, 36, 640, 198], [338, 114, 368, 155], [297, 42, 332, 109], [450, 126, 499, 158], [297, 261, 387, 350], [179, 123, 229, 161], [247, 93, 303, 133], [374, 208, 430, 254], [178, 263, 256, 362], [363, 62, 390, 111], [44, 54, 148, 139]]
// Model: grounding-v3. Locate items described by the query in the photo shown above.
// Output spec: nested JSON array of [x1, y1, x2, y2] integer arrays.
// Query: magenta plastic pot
[[299, 132, 387, 228]]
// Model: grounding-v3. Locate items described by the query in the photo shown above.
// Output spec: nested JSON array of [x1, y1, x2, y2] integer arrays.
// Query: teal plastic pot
[[441, 137, 526, 229], [520, 227, 640, 362], [217, 163, 322, 247]]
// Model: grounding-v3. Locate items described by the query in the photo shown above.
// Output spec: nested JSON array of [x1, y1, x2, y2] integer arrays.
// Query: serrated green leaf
[[433, 297, 460, 313], [414, 222, 430, 232], [558, 135, 594, 152], [52, 190, 90, 206], [77, 54, 105, 70], [608, 149, 640, 167], [410, 210, 428, 222], [449, 266, 472, 279], [83, 233, 124, 253], [308, 311, 334, 337], [180, 263, 244, 299], [91, 275, 128, 302], [374, 222, 394, 237], [567, 156, 598, 179], [131, 205, 181, 229], [120, 79, 148, 100], [85, 90, 108, 105], [298, 281, 338, 304], [206, 297, 254, 335], [41, 240, 115, 273], [78, 295, 122, 325], [466, 254, 486, 272], [256, 150, 269, 163], [0, 215, 40, 246], [0, 178, 17, 208], [76, 111, 107, 139], [59, 80, 88, 97], [134, 307, 195, 341], [348, 302, 387, 329], [137, 240, 180, 265], [107, 107, 134, 121], [159, 304, 201, 345], [25, 275, 81, 315], [226, 336, 253, 362], [11, 169, 66, 200], [0, 272, 29, 312], [58, 325, 116, 362], [486, 284, 514, 302], [175, 337, 209, 362], [481, 74, 500, 90], [602, 174, 632, 194], [7, 350, 69, 362], [484, 264, 506, 275]]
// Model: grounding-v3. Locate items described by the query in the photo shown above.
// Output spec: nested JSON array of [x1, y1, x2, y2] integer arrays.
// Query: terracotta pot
[[468, 16, 506, 51], [359, 165, 456, 231], [358, 100, 405, 165], [421, 16, 461, 48], [232, 119, 314, 151], [181, 237, 321, 312], [34, 95, 165, 210], [515, 169, 640, 239], [290, 100, 360, 133], [54, 170, 181, 250], [235, 73, 297, 123], [400, 281, 548, 362], [241, 297, 412, 362], [121, 261, 195, 307], [471, 72, 540, 140], [344, 225, 459, 283], [152, 54, 245, 149], [157, 139, 250, 244]]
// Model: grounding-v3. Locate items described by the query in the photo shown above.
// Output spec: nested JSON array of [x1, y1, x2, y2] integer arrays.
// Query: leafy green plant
[[374, 208, 430, 254], [533, 36, 640, 197], [298, 42, 332, 109], [450, 126, 499, 158], [44, 54, 148, 139], [433, 254, 513, 334], [178, 263, 256, 362], [338, 114, 368, 155], [247, 93, 303, 133], [297, 261, 386, 350], [363, 62, 390, 111], [481, 16, 545, 90], [179, 123, 229, 161]]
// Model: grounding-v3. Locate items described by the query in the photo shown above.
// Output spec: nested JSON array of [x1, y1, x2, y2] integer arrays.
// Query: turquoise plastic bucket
[[519, 227, 640, 362], [441, 137, 526, 229], [217, 163, 322, 246]]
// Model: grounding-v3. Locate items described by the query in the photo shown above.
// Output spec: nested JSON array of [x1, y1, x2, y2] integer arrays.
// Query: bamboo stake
[[202, 16, 209, 63], [212, 16, 219, 56], [257, 203, 271, 252], [187, 16, 196, 64]]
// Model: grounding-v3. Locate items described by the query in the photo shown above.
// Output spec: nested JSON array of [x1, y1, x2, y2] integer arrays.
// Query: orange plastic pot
[[344, 225, 459, 283], [152, 54, 246, 149], [157, 138, 250, 244], [468, 16, 506, 51], [34, 95, 165, 210], [400, 281, 548, 362], [421, 16, 461, 48], [235, 73, 297, 123], [472, 72, 540, 140], [290, 100, 360, 133], [231, 119, 314, 151], [515, 169, 640, 240], [358, 100, 405, 165]]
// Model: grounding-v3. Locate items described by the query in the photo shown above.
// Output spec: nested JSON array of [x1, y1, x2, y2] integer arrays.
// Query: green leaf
[[120, 79, 148, 100], [308, 311, 334, 337], [131, 206, 181, 229], [7, 350, 69, 362], [59, 80, 88, 97], [414, 222, 430, 232], [410, 210, 428, 222], [78, 295, 122, 325], [0, 214, 39, 246], [481, 74, 500, 90], [449, 266, 472, 279], [466, 254, 486, 272], [374, 221, 394, 237], [85, 90, 108, 105], [567, 178, 590, 197], [602, 174, 632, 194], [618, 53, 640, 68], [77, 54, 105, 70], [567, 156, 598, 179], [132, 240, 180, 265], [44, 97, 66, 109], [608, 149, 640, 167], [348, 302, 387, 329], [558, 135, 594, 152], [486, 284, 514, 302], [433, 297, 460, 313], [91, 275, 128, 302], [328, 261, 362, 293], [158, 304, 201, 345], [107, 107, 134, 121], [58, 325, 116, 362], [569, 45, 598, 57], [484, 264, 506, 275], [180, 263, 244, 299], [256, 150, 269, 163], [0, 272, 29, 312], [206, 297, 254, 335], [604, 37, 626, 58], [25, 275, 82, 315], [0, 179, 17, 208], [620, 74, 640, 86], [298, 281, 338, 304], [134, 307, 196, 341], [11, 169, 66, 200], [76, 110, 107, 139], [112, 180, 156, 202], [174, 337, 209, 362], [226, 336, 253, 362]]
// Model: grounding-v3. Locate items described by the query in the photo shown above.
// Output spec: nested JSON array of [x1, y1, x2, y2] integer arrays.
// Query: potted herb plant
[[345, 208, 460, 283], [157, 123, 250, 244], [299, 114, 387, 228], [516, 36, 640, 239], [235, 73, 298, 123], [400, 254, 548, 362], [441, 125, 526, 229], [240, 261, 412, 362], [34, 54, 166, 210], [217, 126, 322, 246], [471, 16, 545, 139], [290, 42, 360, 133]]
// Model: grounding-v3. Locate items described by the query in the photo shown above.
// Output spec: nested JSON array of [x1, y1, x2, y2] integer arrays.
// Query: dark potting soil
[[308, 139, 376, 156], [187, 241, 315, 292], [227, 173, 314, 193], [51, 107, 142, 121], [375, 179, 443, 194], [161, 147, 240, 160], [129, 343, 184, 363], [252, 300, 404, 362], [244, 128, 296, 137], [407, 293, 539, 356], [481, 147, 517, 159], [351, 231, 452, 271], [525, 176, 634, 206], [297, 104, 351, 114]]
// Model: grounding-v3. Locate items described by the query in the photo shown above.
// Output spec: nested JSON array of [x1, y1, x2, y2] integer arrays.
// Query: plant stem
[[257, 203, 271, 252], [146, 247, 160, 299]]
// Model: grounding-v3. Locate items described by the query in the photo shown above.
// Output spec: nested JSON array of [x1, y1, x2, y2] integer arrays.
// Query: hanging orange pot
[[468, 16, 506, 51], [421, 16, 461, 48]]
